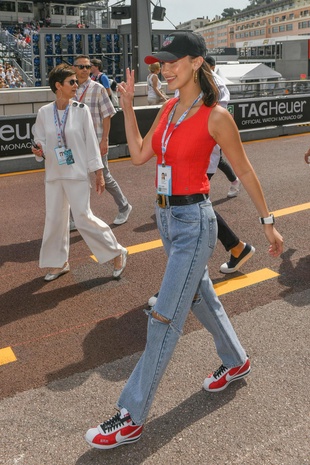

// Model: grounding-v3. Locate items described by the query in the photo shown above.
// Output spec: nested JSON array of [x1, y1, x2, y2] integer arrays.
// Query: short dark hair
[[205, 55, 216, 68], [74, 54, 91, 65], [90, 58, 103, 72], [48, 64, 75, 93]]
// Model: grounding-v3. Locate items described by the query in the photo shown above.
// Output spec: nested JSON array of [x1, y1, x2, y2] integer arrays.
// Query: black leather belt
[[157, 193, 209, 208]]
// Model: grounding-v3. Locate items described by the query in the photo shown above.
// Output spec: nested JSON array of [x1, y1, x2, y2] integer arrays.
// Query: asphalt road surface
[[0, 133, 309, 465]]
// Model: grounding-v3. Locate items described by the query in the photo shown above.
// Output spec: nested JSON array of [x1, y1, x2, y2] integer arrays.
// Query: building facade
[[191, 0, 310, 74]]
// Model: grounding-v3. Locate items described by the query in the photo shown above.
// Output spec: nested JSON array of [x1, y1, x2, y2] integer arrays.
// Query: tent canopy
[[215, 63, 282, 83]]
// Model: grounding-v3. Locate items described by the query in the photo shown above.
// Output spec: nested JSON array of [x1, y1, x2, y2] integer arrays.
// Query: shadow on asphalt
[[0, 274, 114, 326], [75, 381, 247, 464], [0, 234, 83, 266], [278, 248, 310, 301], [133, 214, 158, 233], [46, 306, 147, 389]]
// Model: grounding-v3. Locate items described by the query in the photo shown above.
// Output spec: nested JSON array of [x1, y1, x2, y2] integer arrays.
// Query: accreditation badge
[[64, 148, 75, 165], [54, 146, 67, 165], [157, 165, 172, 196]]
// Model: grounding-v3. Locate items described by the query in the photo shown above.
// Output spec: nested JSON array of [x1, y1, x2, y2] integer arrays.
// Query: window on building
[[17, 2, 33, 13], [0, 1, 16, 12], [279, 25, 285, 31], [272, 26, 279, 33], [286, 24, 293, 31], [51, 5, 64, 15], [66, 6, 79, 16]]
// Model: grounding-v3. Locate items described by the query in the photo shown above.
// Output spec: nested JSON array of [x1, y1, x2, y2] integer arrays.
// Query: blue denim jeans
[[117, 197, 246, 425]]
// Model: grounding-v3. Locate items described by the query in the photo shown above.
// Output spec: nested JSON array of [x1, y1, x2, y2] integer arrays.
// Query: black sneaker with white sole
[[220, 244, 255, 274]]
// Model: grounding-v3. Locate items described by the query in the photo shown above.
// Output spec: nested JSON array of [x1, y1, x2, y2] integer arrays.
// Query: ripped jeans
[[117, 198, 246, 425]]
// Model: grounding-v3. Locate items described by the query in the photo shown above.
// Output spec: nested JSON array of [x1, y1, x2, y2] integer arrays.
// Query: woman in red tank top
[[85, 32, 284, 450]]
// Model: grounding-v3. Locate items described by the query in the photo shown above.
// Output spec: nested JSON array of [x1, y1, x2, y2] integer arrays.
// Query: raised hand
[[118, 68, 135, 110]]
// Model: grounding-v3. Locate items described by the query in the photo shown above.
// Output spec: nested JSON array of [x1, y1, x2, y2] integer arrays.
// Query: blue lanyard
[[53, 103, 70, 148], [161, 92, 203, 166]]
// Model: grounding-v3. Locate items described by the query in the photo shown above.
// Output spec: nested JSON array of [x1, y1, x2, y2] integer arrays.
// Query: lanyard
[[53, 102, 70, 148], [161, 92, 203, 166], [76, 82, 90, 103]]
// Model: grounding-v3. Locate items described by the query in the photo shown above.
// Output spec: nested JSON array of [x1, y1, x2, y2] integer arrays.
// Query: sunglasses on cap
[[65, 79, 78, 86], [74, 64, 91, 70]]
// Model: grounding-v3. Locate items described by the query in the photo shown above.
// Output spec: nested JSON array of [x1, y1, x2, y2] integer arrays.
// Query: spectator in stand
[[0, 77, 9, 88]]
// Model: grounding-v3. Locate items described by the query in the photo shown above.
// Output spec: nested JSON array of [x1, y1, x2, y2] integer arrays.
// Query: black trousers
[[208, 172, 239, 252], [218, 154, 237, 183]]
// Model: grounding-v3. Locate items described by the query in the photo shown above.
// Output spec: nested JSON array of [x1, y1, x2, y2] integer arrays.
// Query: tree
[[221, 8, 241, 19]]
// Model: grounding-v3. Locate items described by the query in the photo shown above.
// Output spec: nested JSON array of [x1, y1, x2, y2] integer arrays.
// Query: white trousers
[[39, 179, 125, 268]]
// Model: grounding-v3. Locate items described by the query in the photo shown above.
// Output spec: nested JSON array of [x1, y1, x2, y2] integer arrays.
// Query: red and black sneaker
[[203, 357, 251, 392], [85, 408, 143, 450]]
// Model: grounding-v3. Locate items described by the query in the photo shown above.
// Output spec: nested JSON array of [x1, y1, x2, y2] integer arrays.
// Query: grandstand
[[0, 1, 172, 85], [0, 1, 109, 29]]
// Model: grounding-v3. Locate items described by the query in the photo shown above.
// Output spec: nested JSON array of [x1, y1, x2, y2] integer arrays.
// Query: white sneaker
[[227, 179, 241, 198], [85, 408, 143, 450], [113, 204, 132, 225], [69, 220, 77, 231]]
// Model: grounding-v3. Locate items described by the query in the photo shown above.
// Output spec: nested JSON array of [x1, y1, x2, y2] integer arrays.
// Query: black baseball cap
[[144, 32, 206, 64]]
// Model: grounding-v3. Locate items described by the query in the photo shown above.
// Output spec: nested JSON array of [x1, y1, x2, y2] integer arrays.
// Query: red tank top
[[152, 98, 216, 195]]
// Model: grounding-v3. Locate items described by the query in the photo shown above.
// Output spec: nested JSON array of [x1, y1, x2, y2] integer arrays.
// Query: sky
[[150, 0, 251, 29]]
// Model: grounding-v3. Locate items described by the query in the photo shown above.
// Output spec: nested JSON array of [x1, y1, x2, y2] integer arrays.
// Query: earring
[[193, 70, 198, 83]]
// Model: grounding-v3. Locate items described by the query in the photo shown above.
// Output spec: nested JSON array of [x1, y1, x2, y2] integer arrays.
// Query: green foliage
[[221, 8, 241, 19]]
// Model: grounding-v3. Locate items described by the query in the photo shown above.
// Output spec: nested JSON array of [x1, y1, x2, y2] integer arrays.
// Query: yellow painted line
[[0, 347, 17, 366], [273, 202, 310, 217], [127, 239, 163, 254], [0, 168, 45, 177], [214, 268, 279, 296], [90, 239, 163, 262], [243, 132, 310, 144]]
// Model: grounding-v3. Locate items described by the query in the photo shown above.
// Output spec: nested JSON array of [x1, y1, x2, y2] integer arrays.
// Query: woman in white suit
[[32, 64, 127, 281]]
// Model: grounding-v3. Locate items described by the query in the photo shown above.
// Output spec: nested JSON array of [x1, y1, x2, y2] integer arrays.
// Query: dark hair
[[110, 80, 117, 92], [90, 58, 103, 72], [197, 60, 219, 107], [48, 64, 75, 93], [205, 55, 216, 68], [74, 54, 91, 65]]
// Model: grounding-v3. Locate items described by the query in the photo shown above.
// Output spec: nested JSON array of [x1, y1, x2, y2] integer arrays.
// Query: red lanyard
[[77, 83, 90, 103]]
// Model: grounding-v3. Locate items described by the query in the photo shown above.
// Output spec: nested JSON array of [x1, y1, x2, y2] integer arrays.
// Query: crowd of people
[[0, 61, 27, 88]]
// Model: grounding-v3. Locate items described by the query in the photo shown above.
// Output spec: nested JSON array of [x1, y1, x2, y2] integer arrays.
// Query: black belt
[[157, 193, 209, 208]]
